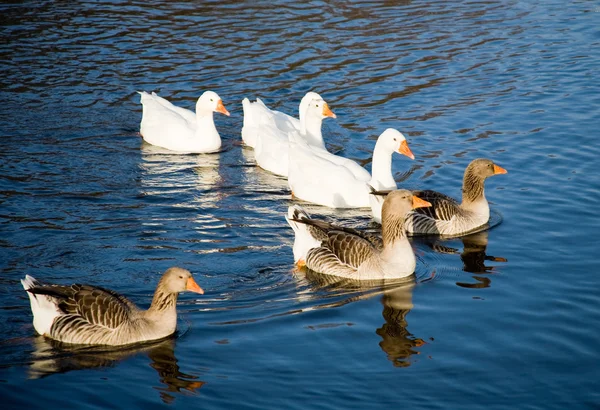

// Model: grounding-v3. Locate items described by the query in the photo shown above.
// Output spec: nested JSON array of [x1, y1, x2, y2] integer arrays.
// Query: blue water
[[1, 0, 599, 408]]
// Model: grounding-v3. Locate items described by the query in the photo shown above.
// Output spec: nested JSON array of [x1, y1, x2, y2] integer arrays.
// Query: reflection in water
[[376, 282, 427, 368], [240, 145, 289, 193], [426, 230, 507, 289], [296, 269, 425, 367], [28, 336, 204, 404], [140, 143, 223, 198]]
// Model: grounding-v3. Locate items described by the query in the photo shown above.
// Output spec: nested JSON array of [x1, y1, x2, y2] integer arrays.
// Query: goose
[[254, 98, 336, 177], [287, 128, 414, 208], [285, 189, 431, 280], [138, 91, 230, 153], [21, 267, 204, 346], [241, 91, 323, 149], [371, 158, 507, 236]]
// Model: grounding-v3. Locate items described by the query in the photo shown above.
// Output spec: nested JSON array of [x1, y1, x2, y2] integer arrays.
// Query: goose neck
[[146, 287, 178, 319], [461, 169, 486, 205], [382, 216, 407, 248], [370, 141, 395, 188], [300, 115, 325, 148]]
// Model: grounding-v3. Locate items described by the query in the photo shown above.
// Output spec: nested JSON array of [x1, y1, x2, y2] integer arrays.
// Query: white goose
[[138, 91, 230, 153], [254, 98, 336, 177], [21, 267, 204, 346], [241, 91, 324, 149], [285, 189, 431, 280], [287, 128, 414, 208], [371, 158, 507, 236]]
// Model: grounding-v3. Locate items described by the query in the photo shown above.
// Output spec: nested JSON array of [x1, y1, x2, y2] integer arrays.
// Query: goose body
[[286, 190, 431, 280], [241, 92, 323, 149], [288, 128, 414, 208], [372, 159, 507, 236], [253, 98, 337, 176], [21, 267, 204, 346], [138, 91, 230, 153]]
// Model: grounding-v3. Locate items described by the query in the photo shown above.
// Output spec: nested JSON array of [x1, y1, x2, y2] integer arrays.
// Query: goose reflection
[[240, 145, 289, 192], [295, 269, 425, 367], [28, 336, 204, 403], [376, 281, 427, 367], [426, 230, 507, 288], [139, 143, 223, 200]]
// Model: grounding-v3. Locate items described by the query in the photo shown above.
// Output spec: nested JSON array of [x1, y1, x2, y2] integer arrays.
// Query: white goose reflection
[[139, 142, 223, 201], [28, 336, 205, 403], [239, 145, 289, 191]]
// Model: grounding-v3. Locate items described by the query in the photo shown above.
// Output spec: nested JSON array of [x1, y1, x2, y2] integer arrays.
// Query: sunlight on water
[[1, 0, 599, 408]]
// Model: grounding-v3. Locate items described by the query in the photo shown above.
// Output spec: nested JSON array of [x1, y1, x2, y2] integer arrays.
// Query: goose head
[[376, 128, 414, 160], [305, 98, 337, 121], [382, 189, 431, 221], [299, 91, 323, 119], [381, 189, 431, 244], [159, 267, 204, 294], [196, 91, 230, 116], [465, 158, 507, 180], [461, 158, 507, 204]]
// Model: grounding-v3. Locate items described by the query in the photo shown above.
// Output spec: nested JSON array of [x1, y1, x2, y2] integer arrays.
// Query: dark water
[[1, 0, 599, 408]]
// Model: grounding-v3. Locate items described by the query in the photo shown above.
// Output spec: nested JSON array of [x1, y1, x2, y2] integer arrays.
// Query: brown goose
[[21, 267, 204, 346], [286, 189, 431, 280], [371, 158, 506, 236]]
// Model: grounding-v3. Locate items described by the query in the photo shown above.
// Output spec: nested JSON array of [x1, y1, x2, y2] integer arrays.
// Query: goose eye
[[393, 138, 397, 141], [316, 104, 319, 107], [179, 275, 184, 279], [210, 98, 214, 102]]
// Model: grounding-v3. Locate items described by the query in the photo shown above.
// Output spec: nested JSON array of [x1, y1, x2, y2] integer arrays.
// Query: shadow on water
[[25, 336, 204, 404], [296, 269, 426, 367]]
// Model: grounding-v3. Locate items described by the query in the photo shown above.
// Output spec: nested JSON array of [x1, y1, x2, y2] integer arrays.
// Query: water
[[1, 0, 599, 408]]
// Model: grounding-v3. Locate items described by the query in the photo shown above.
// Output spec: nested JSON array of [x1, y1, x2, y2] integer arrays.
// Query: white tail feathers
[[285, 205, 321, 263], [241, 98, 251, 129], [285, 205, 311, 232], [21, 274, 39, 291], [21, 275, 61, 337]]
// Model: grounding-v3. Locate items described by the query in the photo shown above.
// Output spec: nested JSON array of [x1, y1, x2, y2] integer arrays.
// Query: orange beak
[[215, 99, 230, 117], [398, 140, 415, 160], [186, 277, 204, 294], [412, 195, 431, 209], [493, 164, 507, 174], [322, 103, 337, 119]]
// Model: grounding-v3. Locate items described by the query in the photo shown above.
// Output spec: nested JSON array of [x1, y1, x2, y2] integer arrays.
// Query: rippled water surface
[[1, 1, 599, 408]]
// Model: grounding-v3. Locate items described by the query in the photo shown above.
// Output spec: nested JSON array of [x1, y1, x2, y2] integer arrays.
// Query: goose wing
[[291, 217, 383, 249], [411, 189, 461, 221], [325, 230, 378, 269], [148, 92, 197, 124], [29, 284, 137, 329], [305, 246, 360, 279], [305, 230, 378, 279]]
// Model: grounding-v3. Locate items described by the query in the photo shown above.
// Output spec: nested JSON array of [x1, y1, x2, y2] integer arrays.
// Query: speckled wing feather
[[325, 230, 378, 269], [305, 247, 359, 279], [411, 190, 461, 221], [291, 218, 383, 249], [29, 284, 137, 329]]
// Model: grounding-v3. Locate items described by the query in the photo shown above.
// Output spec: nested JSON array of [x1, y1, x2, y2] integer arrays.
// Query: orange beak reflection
[[186, 277, 204, 294], [412, 195, 432, 209], [398, 140, 415, 160], [322, 103, 337, 119], [493, 164, 507, 174], [215, 99, 230, 116]]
